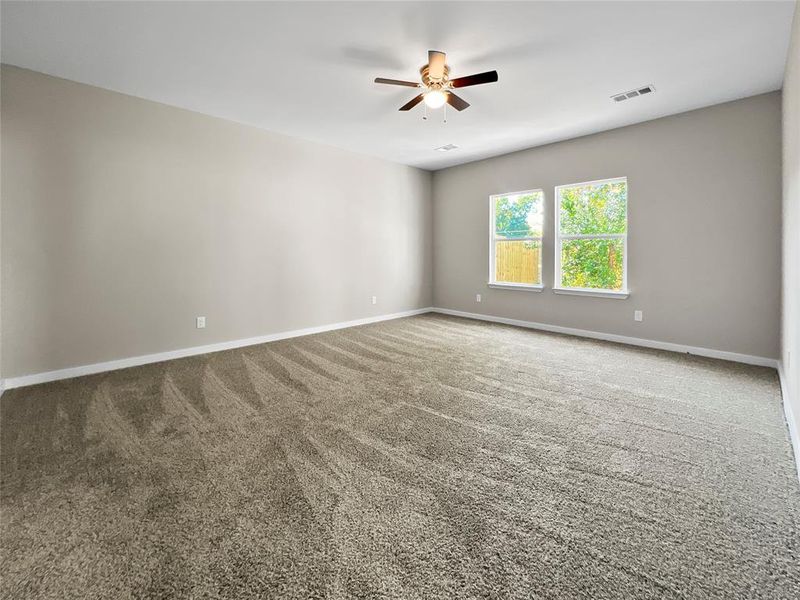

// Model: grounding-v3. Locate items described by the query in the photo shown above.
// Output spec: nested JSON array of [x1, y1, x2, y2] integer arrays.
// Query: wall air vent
[[612, 85, 655, 103], [435, 144, 459, 152]]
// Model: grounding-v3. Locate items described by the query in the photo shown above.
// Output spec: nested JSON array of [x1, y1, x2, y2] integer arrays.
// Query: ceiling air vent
[[612, 85, 655, 103], [435, 144, 459, 152]]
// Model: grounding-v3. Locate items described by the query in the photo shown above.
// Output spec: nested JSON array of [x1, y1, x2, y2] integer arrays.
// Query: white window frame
[[488, 189, 544, 291], [554, 177, 629, 299]]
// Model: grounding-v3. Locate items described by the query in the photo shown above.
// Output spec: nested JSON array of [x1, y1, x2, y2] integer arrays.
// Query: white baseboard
[[777, 362, 800, 483], [431, 307, 779, 369], [2, 307, 434, 390], [2, 305, 782, 389]]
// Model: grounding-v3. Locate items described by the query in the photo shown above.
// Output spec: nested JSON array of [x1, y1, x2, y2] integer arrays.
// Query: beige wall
[[782, 5, 800, 448], [0, 64, 787, 381], [433, 93, 782, 359], [0, 66, 433, 378]]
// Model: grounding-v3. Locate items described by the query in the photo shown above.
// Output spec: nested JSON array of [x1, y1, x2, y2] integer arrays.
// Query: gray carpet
[[1, 313, 798, 599]]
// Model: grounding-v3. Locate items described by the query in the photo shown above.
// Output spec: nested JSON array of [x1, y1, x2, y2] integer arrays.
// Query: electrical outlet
[[476, 294, 482, 303], [196, 316, 206, 329], [634, 310, 643, 322], [371, 296, 377, 305]]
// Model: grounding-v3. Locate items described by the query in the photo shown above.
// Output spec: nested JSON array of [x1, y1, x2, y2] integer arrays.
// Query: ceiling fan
[[374, 50, 498, 115]]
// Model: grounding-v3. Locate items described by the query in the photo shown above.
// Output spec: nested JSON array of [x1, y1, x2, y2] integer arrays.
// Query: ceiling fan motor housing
[[420, 64, 450, 89]]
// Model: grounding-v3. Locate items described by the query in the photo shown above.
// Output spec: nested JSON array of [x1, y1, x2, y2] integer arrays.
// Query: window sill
[[488, 283, 544, 292], [553, 287, 629, 299]]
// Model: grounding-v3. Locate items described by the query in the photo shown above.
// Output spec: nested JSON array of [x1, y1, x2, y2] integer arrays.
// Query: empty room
[[1, 1, 798, 598]]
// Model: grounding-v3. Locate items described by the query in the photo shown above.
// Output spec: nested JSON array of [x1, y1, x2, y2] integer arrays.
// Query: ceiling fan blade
[[450, 70, 498, 88], [446, 92, 470, 111], [375, 77, 420, 88], [398, 94, 424, 111], [428, 50, 446, 80]]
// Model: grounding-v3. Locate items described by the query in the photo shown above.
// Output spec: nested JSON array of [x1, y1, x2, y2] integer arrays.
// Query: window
[[555, 177, 628, 297], [489, 190, 544, 289]]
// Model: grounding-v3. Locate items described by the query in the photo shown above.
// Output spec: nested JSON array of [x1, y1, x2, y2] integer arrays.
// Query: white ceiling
[[2, 1, 795, 170]]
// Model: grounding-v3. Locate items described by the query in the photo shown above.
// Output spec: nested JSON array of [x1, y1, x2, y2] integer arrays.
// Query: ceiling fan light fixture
[[424, 89, 447, 109]]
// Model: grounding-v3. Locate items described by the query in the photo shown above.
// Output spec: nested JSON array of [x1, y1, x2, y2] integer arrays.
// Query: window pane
[[495, 240, 541, 285], [560, 238, 624, 290], [558, 179, 627, 235], [494, 191, 544, 238]]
